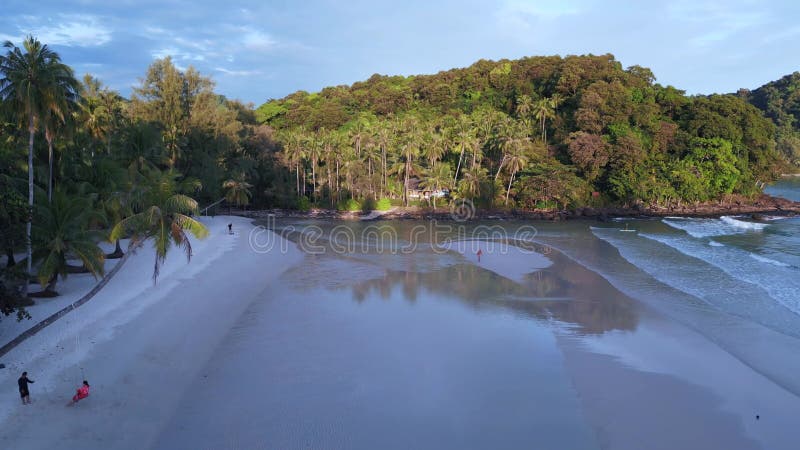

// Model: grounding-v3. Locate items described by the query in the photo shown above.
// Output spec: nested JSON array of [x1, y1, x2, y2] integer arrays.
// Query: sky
[[2, 0, 799, 105]]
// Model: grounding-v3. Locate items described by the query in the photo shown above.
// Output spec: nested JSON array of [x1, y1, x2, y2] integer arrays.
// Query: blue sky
[[2, 0, 799, 105]]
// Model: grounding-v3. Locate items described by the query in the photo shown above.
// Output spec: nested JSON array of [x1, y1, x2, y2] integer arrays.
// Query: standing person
[[228, 223, 233, 234], [71, 380, 90, 404], [18, 372, 34, 405]]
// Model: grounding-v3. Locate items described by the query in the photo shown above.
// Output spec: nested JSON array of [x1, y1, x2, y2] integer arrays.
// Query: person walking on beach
[[228, 223, 233, 234], [18, 372, 34, 405], [71, 380, 90, 405]]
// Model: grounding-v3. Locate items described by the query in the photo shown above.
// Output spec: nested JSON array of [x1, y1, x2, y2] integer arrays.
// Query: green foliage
[[296, 196, 311, 211], [110, 166, 209, 282], [375, 198, 392, 211], [255, 101, 288, 123], [337, 198, 361, 212], [32, 190, 105, 291]]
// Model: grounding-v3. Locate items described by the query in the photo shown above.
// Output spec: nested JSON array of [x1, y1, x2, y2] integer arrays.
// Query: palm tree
[[0, 36, 81, 297], [32, 190, 104, 294], [503, 146, 529, 205], [533, 98, 555, 143], [423, 132, 446, 169], [399, 128, 422, 207], [549, 93, 564, 114], [282, 130, 305, 197], [419, 163, 453, 210], [460, 165, 487, 202], [43, 100, 77, 203], [452, 116, 473, 183], [110, 167, 208, 282], [374, 123, 393, 197], [363, 140, 381, 198], [516, 94, 534, 118], [223, 176, 253, 213], [306, 134, 324, 202]]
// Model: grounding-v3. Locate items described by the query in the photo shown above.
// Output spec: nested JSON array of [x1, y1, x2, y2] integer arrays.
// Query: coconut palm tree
[[223, 176, 253, 213], [110, 167, 208, 282], [533, 98, 555, 143], [32, 190, 104, 294], [419, 163, 453, 210], [306, 135, 324, 202], [515, 94, 534, 118], [362, 140, 381, 198], [503, 145, 529, 205], [374, 123, 393, 197], [398, 127, 422, 206], [0, 36, 81, 297], [43, 100, 77, 203], [459, 165, 487, 202], [282, 130, 305, 197]]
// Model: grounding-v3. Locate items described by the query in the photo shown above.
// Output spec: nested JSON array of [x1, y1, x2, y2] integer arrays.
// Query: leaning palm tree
[[32, 190, 105, 295], [110, 167, 208, 282], [503, 146, 529, 206], [223, 176, 253, 213], [0, 36, 80, 297]]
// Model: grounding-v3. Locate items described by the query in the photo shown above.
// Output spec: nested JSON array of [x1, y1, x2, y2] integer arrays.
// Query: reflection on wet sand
[[280, 243, 639, 336]]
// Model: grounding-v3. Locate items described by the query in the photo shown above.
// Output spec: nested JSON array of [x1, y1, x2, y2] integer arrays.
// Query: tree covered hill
[[742, 71, 800, 165], [256, 54, 787, 209]]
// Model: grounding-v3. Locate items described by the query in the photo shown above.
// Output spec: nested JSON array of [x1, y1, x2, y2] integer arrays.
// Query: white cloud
[[215, 67, 261, 76], [242, 29, 275, 51], [151, 47, 206, 62], [4, 14, 112, 47]]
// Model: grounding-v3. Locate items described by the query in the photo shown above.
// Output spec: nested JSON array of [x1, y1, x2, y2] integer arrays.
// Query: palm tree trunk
[[47, 137, 54, 203], [506, 171, 515, 205], [368, 158, 373, 198], [105, 238, 124, 259], [404, 160, 410, 207], [541, 117, 546, 143], [312, 160, 317, 203], [25, 117, 35, 298], [381, 144, 387, 198], [295, 163, 300, 196], [495, 156, 506, 181], [5, 247, 16, 268], [454, 146, 464, 184]]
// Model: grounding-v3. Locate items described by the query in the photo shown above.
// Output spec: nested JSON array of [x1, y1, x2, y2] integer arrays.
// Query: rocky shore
[[230, 193, 800, 222]]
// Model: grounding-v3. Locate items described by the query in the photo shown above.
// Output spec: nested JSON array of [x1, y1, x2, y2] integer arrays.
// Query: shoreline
[[0, 216, 798, 448], [0, 216, 305, 448], [231, 193, 800, 222]]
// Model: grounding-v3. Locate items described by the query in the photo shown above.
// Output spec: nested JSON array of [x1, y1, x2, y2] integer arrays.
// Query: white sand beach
[[0, 217, 303, 449], [1, 217, 800, 449]]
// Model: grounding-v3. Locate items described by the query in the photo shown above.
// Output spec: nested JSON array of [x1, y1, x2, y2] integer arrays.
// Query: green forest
[[1, 36, 799, 314], [257, 54, 799, 211]]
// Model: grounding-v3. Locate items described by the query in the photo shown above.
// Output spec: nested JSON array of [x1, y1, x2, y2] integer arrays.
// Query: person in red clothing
[[71, 380, 90, 404]]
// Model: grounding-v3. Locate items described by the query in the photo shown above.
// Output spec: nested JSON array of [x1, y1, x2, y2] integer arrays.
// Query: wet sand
[[2, 219, 799, 449]]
